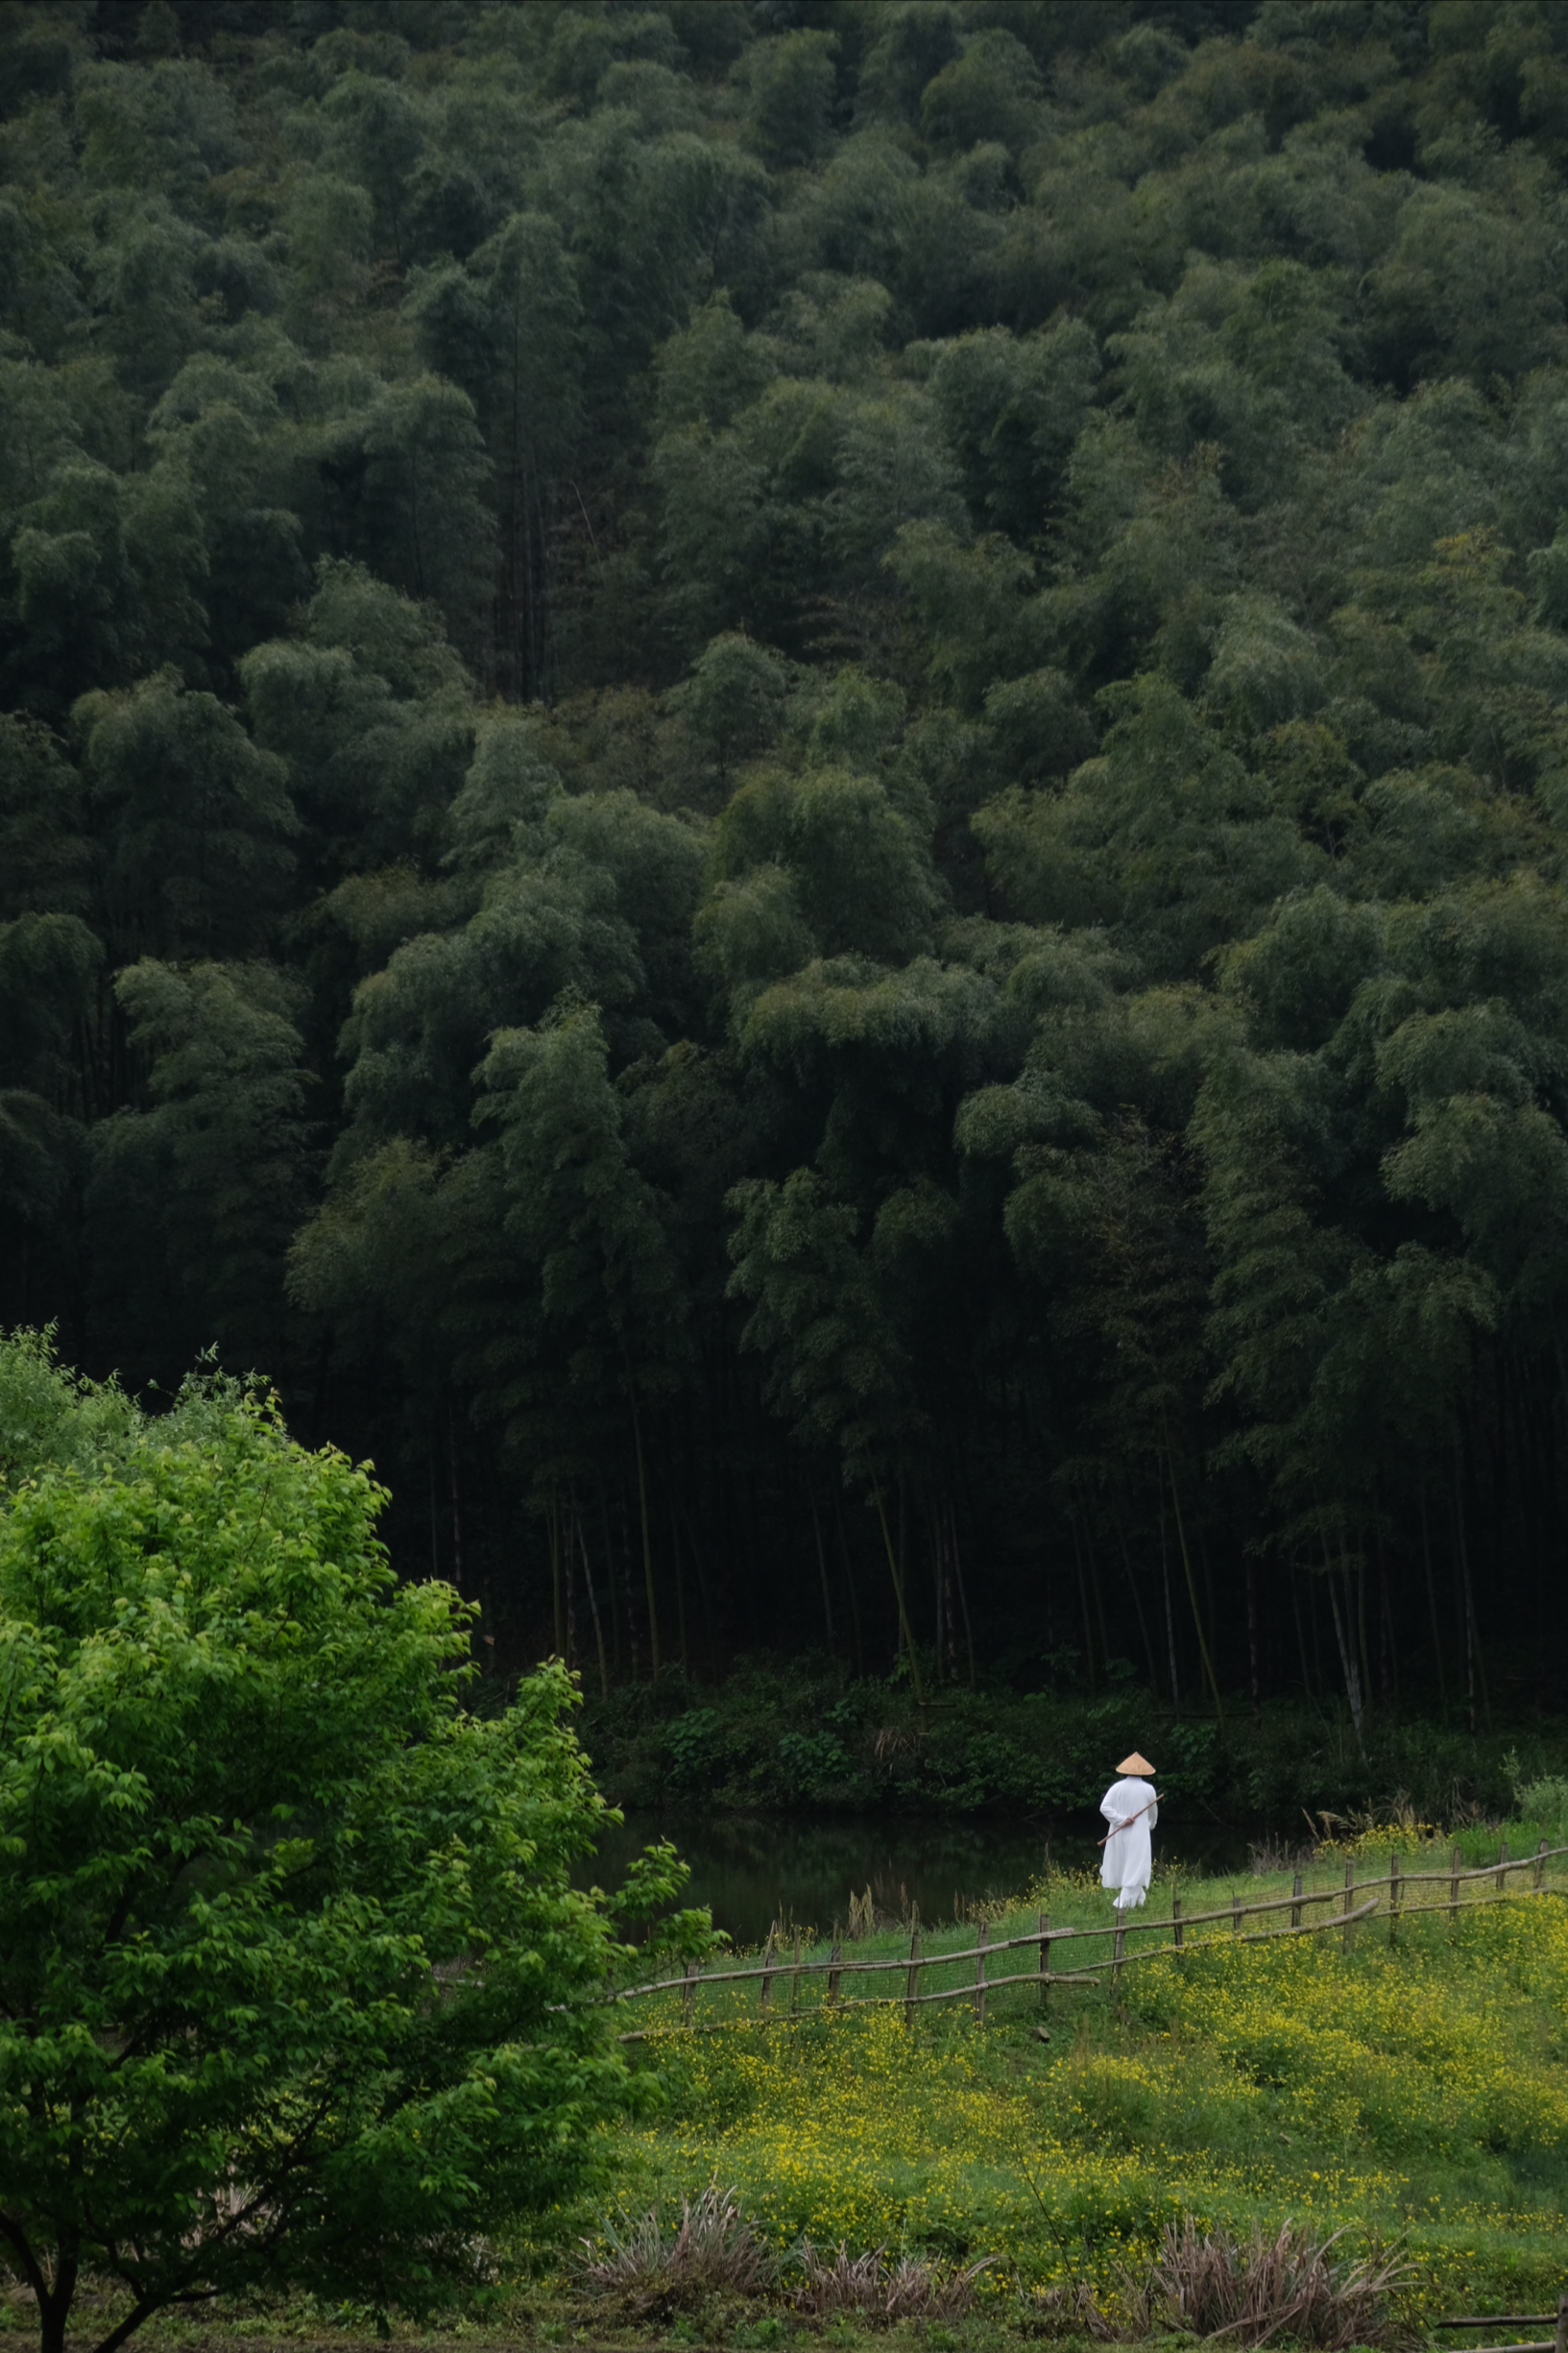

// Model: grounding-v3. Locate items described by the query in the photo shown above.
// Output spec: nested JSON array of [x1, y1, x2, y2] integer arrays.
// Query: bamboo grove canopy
[[4, 0, 1568, 1727]]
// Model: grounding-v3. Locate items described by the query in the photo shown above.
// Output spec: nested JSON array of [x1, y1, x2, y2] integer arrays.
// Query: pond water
[[579, 1811, 1251, 1947]]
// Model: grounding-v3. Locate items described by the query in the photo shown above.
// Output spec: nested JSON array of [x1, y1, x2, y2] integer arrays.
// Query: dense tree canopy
[[5, 0, 1568, 1734]]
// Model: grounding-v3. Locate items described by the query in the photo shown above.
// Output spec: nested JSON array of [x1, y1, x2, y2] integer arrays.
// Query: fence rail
[[610, 1839, 1568, 2038]]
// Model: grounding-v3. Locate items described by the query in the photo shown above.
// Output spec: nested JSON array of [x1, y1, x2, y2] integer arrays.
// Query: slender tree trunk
[[618, 1479, 641, 1682], [671, 1486, 689, 1677], [629, 1392, 661, 1681], [680, 1495, 718, 1676], [929, 1493, 947, 1681], [1157, 1466, 1180, 1706], [1069, 1510, 1097, 1689], [600, 1482, 623, 1674], [1291, 1565, 1312, 1698], [949, 1495, 977, 1688], [1419, 1487, 1447, 1710], [1318, 1508, 1365, 1755], [808, 1484, 836, 1657], [429, 1443, 440, 1582], [1112, 1501, 1158, 1693], [1165, 1425, 1223, 1729], [578, 1511, 610, 1698], [550, 1487, 564, 1658], [564, 1492, 577, 1671], [834, 1492, 865, 1678], [871, 1468, 924, 1706], [1373, 1506, 1398, 1708], [1199, 1521, 1219, 1693], [1451, 1450, 1490, 1735], [1087, 1509, 1115, 1676], [447, 1405, 465, 1597], [1352, 1540, 1372, 1720]]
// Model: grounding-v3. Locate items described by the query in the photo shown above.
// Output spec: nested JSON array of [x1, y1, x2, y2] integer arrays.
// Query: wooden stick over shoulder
[[1098, 1792, 1162, 1847]]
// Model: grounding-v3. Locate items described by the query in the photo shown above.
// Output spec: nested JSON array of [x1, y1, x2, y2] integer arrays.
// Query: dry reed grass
[[575, 2186, 775, 2311], [1149, 2217, 1412, 2348], [791, 2238, 993, 2320]]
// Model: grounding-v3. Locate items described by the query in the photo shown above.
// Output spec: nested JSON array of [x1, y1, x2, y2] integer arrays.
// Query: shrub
[[1150, 2219, 1411, 2350], [577, 2187, 776, 2311], [791, 2239, 994, 2321]]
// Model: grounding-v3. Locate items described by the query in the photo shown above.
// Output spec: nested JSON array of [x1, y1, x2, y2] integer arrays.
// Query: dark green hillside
[[5, 0, 1568, 1746]]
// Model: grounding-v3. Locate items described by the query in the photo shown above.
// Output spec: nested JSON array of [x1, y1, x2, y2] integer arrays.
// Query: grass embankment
[[578, 1830, 1568, 2329]]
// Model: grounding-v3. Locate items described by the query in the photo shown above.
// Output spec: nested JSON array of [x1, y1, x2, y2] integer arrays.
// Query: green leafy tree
[[0, 1360, 705, 2353]]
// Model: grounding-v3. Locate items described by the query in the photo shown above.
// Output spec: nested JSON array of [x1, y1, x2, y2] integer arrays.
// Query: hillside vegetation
[[6, 0, 1568, 1727]]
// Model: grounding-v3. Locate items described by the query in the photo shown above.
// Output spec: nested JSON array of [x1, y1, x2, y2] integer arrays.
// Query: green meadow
[[573, 1830, 1568, 2331]]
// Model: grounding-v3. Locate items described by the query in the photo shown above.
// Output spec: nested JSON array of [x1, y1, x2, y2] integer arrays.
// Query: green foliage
[[0, 1356, 697, 2353]]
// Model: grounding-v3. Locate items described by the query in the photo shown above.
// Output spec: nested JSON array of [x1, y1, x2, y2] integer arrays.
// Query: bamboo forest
[[6, 0, 1568, 1763]]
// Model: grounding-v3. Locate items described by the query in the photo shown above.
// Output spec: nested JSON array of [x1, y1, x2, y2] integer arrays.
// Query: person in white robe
[[1099, 1750, 1158, 1911]]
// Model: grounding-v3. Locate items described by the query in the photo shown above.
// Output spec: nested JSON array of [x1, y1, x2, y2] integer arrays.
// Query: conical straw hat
[[1117, 1751, 1155, 1776]]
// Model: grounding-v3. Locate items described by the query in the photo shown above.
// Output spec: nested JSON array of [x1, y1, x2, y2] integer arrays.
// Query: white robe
[[1099, 1777, 1157, 1909]]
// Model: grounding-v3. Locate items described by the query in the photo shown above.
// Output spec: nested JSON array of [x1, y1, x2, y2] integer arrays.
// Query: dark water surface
[[579, 1811, 1248, 1946]]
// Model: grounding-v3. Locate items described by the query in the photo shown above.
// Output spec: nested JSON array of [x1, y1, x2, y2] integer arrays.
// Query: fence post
[[1341, 1856, 1354, 1954], [1232, 1893, 1242, 1936], [1536, 1838, 1548, 1894], [905, 1927, 921, 2028], [1172, 1893, 1183, 1954], [1291, 1871, 1302, 1929], [1497, 1835, 1508, 1894], [760, 1926, 775, 2017], [1555, 2287, 1566, 2353], [975, 1915, 987, 2024], [1389, 1851, 1400, 1945], [828, 1938, 842, 2007], [682, 1962, 697, 2027], [1038, 1910, 1050, 2008], [1113, 1914, 1124, 1982], [792, 1932, 802, 2014], [1450, 1846, 1461, 1928]]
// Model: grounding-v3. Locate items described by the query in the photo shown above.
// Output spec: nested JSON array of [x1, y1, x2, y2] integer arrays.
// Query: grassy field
[[11, 1826, 1564, 2352], [558, 1822, 1568, 2335]]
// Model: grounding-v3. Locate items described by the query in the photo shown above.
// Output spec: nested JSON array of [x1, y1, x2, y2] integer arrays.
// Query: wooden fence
[[1434, 2294, 1568, 2353], [611, 1838, 1568, 2038]]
